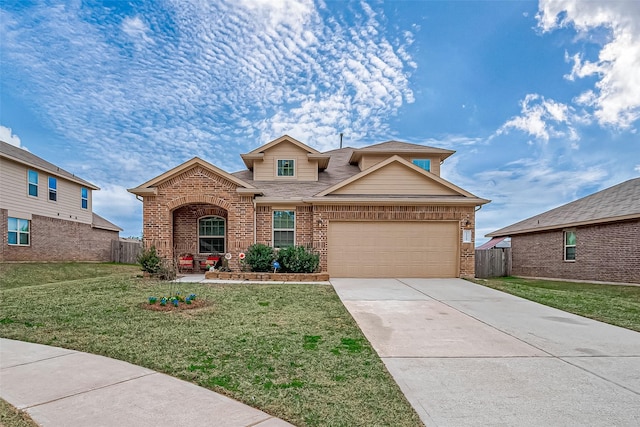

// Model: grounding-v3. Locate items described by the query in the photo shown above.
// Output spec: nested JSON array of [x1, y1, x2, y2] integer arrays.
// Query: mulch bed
[[140, 299, 210, 312]]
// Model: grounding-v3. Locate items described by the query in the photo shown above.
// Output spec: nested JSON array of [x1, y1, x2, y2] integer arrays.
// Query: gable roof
[[240, 135, 331, 171], [316, 155, 476, 198], [231, 147, 358, 200], [230, 150, 489, 206], [0, 140, 99, 190], [349, 140, 455, 164], [127, 157, 259, 196], [487, 177, 640, 237]]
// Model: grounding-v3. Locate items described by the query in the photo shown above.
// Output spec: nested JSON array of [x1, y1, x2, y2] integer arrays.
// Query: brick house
[[128, 135, 489, 278], [0, 140, 121, 262], [486, 177, 640, 284]]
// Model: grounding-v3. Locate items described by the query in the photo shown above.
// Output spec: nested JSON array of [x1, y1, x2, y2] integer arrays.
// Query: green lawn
[[470, 276, 640, 332], [0, 263, 422, 427]]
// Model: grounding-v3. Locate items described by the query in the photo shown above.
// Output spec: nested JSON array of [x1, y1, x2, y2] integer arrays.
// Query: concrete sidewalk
[[331, 278, 640, 427], [0, 339, 293, 427]]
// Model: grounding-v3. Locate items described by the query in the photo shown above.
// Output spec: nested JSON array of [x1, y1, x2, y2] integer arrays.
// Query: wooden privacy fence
[[475, 248, 512, 278], [111, 239, 143, 264]]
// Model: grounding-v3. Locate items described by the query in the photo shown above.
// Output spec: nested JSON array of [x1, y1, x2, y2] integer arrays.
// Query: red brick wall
[[1, 209, 117, 262], [142, 166, 255, 271], [512, 219, 640, 284], [256, 206, 271, 245]]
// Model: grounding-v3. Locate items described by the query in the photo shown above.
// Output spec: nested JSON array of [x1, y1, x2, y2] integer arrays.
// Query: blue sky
[[1, 0, 639, 243]]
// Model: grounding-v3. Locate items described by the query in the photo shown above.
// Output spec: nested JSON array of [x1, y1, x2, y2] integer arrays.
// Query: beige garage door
[[328, 221, 459, 278]]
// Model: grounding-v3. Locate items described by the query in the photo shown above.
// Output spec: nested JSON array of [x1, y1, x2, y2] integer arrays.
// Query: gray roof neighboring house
[[0, 140, 99, 190], [92, 213, 122, 232], [487, 177, 640, 237]]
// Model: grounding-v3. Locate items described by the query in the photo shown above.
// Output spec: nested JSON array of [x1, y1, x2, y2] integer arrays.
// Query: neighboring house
[[128, 135, 489, 278], [0, 140, 122, 262], [486, 178, 640, 284], [476, 236, 511, 250]]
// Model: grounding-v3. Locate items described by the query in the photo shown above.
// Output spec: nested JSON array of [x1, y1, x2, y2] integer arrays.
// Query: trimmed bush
[[244, 244, 276, 272], [277, 246, 320, 273]]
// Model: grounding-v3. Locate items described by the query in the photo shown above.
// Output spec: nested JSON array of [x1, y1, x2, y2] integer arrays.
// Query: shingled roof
[[487, 177, 640, 237], [231, 147, 359, 199], [0, 140, 98, 189], [349, 140, 455, 164]]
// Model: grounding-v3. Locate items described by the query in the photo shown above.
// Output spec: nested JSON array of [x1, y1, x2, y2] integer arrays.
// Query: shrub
[[137, 245, 162, 274], [277, 246, 320, 273], [244, 244, 276, 272]]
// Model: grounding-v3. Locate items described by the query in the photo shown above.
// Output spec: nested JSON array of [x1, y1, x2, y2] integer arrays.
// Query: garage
[[327, 221, 459, 278]]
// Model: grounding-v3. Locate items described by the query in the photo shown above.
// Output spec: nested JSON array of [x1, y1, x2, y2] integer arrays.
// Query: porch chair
[[199, 255, 220, 271], [178, 254, 194, 273]]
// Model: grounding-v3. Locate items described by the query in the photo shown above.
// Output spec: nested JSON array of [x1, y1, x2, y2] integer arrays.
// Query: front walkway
[[0, 339, 293, 427], [331, 278, 640, 427]]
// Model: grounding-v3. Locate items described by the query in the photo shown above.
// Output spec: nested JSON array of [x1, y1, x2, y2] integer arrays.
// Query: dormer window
[[277, 159, 295, 177], [412, 159, 431, 172]]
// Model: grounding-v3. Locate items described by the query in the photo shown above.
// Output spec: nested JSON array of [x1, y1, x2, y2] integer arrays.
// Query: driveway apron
[[331, 278, 640, 427]]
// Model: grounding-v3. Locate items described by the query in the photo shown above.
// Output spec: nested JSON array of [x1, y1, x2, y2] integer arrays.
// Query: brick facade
[[1, 208, 117, 262], [143, 166, 479, 278], [511, 219, 640, 284], [142, 166, 255, 271]]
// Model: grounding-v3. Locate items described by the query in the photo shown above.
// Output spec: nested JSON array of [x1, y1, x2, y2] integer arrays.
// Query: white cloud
[[0, 0, 415, 176], [0, 125, 25, 149], [537, 0, 640, 129], [497, 94, 579, 142], [121, 16, 154, 45]]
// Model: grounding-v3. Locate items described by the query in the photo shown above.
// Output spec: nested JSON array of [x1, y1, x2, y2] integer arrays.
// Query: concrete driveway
[[331, 278, 640, 427]]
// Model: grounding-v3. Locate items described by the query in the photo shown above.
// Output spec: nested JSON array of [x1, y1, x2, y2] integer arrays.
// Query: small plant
[[146, 293, 197, 309], [277, 246, 320, 273], [244, 244, 276, 272], [137, 245, 162, 274]]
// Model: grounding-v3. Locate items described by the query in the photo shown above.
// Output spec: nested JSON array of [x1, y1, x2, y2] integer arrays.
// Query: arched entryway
[[172, 204, 228, 260]]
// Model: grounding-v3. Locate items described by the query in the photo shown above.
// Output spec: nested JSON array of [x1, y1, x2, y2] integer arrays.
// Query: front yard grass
[[0, 263, 422, 427], [470, 276, 640, 332]]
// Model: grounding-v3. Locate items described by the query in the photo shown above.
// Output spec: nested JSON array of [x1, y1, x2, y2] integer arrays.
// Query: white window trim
[[81, 187, 88, 210], [8, 217, 30, 246], [272, 210, 295, 248], [28, 169, 38, 198], [564, 230, 576, 262], [197, 215, 226, 254], [276, 159, 296, 178]]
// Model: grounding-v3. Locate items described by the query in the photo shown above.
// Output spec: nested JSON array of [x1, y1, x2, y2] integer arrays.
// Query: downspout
[[253, 197, 257, 245]]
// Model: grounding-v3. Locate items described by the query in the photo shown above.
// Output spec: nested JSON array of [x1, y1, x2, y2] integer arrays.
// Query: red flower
[[239, 252, 246, 260]]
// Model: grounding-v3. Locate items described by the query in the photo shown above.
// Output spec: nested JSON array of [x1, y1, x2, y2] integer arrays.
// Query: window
[[8, 217, 30, 246], [412, 159, 431, 171], [28, 170, 38, 197], [273, 210, 295, 248], [199, 216, 225, 253], [48, 177, 57, 201], [81, 187, 88, 209], [277, 159, 295, 177], [564, 230, 576, 261]]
